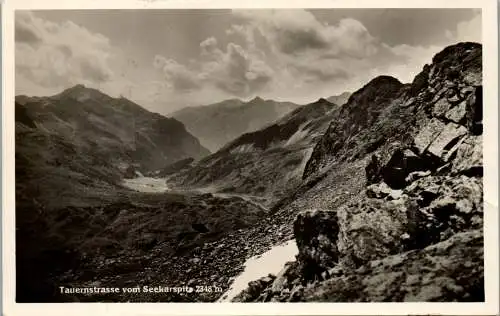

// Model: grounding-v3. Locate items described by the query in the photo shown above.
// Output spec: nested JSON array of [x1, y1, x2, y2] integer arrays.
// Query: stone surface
[[445, 101, 467, 124], [432, 98, 452, 118], [426, 122, 467, 160], [431, 87, 449, 104], [381, 148, 429, 189], [413, 118, 446, 154], [223, 42, 484, 304], [299, 230, 484, 302], [404, 175, 483, 248], [463, 72, 482, 86], [465, 86, 483, 135], [451, 135, 482, 175], [337, 198, 409, 268], [366, 182, 403, 200], [293, 209, 340, 281]]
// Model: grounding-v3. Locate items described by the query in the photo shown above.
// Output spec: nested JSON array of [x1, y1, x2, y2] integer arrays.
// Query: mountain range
[[169, 97, 342, 204], [15, 42, 484, 303], [327, 92, 351, 106], [170, 97, 302, 151]]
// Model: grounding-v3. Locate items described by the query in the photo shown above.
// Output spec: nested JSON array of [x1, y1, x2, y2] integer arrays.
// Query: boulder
[[403, 97, 416, 107], [451, 135, 482, 176], [405, 170, 431, 183], [463, 71, 482, 86], [270, 262, 294, 293], [299, 230, 484, 302], [381, 148, 430, 189], [232, 275, 276, 302], [293, 209, 340, 281], [404, 175, 483, 248], [447, 94, 461, 104], [430, 87, 449, 104], [460, 86, 475, 98], [337, 198, 409, 268], [465, 86, 482, 135], [432, 98, 452, 118], [366, 182, 403, 200], [445, 100, 467, 124], [426, 122, 467, 161], [413, 118, 446, 155]]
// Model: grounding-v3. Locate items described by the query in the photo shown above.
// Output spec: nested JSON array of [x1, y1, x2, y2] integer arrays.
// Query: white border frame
[[2, 0, 499, 315]]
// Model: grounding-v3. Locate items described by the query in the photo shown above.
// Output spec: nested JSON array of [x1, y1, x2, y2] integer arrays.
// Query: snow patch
[[217, 239, 298, 302], [122, 177, 169, 193]]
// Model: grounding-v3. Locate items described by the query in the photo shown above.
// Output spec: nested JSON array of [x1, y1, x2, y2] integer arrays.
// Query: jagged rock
[[451, 135, 482, 176], [431, 87, 449, 103], [413, 118, 446, 155], [337, 198, 409, 268], [216, 43, 484, 305], [465, 86, 482, 135], [403, 97, 416, 107], [381, 148, 430, 189], [366, 182, 403, 200], [447, 94, 461, 104], [404, 175, 483, 248], [405, 170, 431, 183], [463, 72, 482, 86], [232, 275, 276, 302], [365, 154, 383, 185], [298, 230, 484, 302], [293, 210, 340, 281], [460, 86, 475, 98], [270, 262, 294, 293], [445, 100, 467, 124], [432, 98, 453, 117], [426, 122, 467, 160]]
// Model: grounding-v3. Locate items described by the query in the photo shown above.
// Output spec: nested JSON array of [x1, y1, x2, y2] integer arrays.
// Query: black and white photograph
[[2, 0, 499, 315]]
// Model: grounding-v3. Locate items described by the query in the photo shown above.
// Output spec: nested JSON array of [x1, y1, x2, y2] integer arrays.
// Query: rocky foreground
[[232, 42, 484, 302]]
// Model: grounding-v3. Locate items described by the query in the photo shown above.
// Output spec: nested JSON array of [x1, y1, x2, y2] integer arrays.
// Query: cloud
[[233, 10, 382, 59], [153, 55, 202, 91], [455, 12, 481, 42], [154, 39, 274, 97], [223, 9, 417, 100], [15, 11, 115, 95]]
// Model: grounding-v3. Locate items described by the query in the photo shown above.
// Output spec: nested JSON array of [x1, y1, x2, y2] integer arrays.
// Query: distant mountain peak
[[326, 92, 352, 106], [249, 96, 265, 103], [62, 84, 87, 94]]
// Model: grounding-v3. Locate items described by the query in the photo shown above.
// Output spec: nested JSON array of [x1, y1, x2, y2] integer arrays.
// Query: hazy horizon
[[15, 9, 481, 115]]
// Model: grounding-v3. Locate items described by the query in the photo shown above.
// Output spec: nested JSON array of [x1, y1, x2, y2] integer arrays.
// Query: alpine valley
[[15, 42, 484, 303]]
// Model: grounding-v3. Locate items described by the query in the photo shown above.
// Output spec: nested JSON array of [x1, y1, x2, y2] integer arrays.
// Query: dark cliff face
[[233, 42, 484, 303], [171, 97, 302, 152], [303, 76, 405, 178], [303, 42, 482, 180]]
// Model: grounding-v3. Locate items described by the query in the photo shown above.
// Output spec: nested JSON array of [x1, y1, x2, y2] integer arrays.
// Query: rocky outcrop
[[232, 42, 483, 303], [299, 229, 484, 302], [293, 210, 340, 281], [303, 75, 405, 179]]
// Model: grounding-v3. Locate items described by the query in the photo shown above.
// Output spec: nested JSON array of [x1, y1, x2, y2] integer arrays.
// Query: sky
[[15, 9, 481, 115]]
